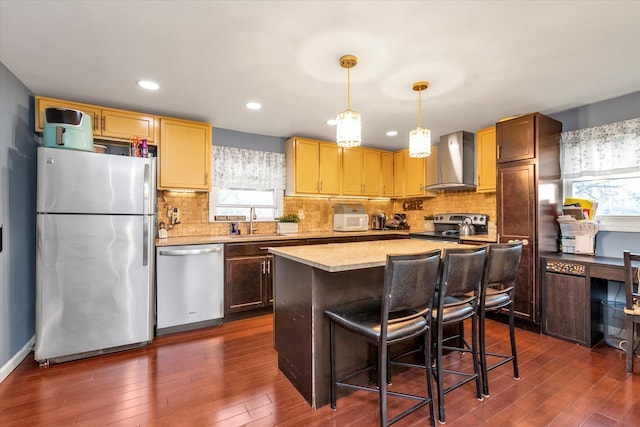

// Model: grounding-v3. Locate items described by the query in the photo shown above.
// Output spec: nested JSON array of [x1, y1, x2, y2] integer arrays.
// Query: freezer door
[[37, 147, 156, 215], [35, 214, 154, 362]]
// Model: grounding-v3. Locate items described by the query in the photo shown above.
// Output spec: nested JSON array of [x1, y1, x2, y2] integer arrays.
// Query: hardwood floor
[[1, 314, 639, 426]]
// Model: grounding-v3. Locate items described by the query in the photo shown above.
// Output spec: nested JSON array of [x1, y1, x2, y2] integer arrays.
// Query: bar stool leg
[[509, 303, 520, 380], [329, 321, 337, 409]]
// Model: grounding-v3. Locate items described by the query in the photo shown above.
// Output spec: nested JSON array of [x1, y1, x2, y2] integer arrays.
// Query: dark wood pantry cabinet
[[496, 113, 562, 324]]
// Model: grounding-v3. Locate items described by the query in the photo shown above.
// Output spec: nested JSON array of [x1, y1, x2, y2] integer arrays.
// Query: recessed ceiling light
[[137, 80, 159, 90], [246, 102, 262, 110], [386, 130, 398, 137], [326, 119, 337, 126]]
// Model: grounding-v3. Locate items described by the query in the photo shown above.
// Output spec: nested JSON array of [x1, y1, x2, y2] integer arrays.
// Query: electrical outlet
[[298, 209, 305, 220]]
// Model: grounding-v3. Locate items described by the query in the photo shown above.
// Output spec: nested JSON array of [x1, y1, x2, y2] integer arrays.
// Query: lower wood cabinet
[[224, 240, 305, 316], [542, 257, 607, 347], [544, 272, 588, 345]]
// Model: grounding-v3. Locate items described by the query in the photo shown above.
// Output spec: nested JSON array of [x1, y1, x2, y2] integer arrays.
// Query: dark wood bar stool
[[623, 250, 640, 373], [324, 250, 441, 426], [477, 241, 523, 396], [432, 246, 487, 424]]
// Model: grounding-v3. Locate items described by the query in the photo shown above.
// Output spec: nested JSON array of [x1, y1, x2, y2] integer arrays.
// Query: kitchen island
[[268, 239, 476, 408]]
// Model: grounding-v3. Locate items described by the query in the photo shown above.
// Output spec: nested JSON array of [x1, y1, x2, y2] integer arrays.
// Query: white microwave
[[333, 213, 369, 232]]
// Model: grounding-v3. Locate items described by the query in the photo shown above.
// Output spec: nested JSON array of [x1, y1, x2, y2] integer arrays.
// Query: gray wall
[[549, 90, 640, 257], [213, 128, 286, 153], [0, 62, 37, 378]]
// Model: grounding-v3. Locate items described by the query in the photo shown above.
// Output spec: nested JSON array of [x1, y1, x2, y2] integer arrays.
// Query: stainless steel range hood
[[425, 130, 476, 192]]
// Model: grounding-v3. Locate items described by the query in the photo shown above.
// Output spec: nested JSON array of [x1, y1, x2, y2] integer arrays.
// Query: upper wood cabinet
[[35, 96, 158, 144], [392, 147, 438, 198], [475, 125, 497, 193], [496, 114, 535, 163], [380, 152, 394, 197], [158, 118, 211, 191], [285, 137, 341, 196], [341, 147, 381, 196]]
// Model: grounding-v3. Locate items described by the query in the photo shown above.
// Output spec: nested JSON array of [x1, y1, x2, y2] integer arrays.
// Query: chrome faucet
[[249, 205, 257, 235]]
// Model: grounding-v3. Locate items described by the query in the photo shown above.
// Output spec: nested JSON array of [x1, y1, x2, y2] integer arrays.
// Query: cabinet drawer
[[546, 261, 585, 276], [590, 265, 625, 282], [225, 240, 305, 257]]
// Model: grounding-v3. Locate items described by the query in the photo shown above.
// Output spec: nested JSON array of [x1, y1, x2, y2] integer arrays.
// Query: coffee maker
[[371, 210, 386, 230]]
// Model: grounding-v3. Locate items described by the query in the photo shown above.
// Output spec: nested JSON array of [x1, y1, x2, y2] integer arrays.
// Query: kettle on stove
[[458, 217, 476, 236]]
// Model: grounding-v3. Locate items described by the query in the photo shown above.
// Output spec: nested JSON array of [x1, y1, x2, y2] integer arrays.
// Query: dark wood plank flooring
[[1, 314, 639, 426]]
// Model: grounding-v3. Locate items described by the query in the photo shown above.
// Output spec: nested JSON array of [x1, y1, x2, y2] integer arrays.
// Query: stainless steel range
[[410, 213, 489, 242]]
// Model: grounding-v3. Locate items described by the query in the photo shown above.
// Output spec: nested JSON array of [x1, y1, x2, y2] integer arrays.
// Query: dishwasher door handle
[[159, 247, 222, 256]]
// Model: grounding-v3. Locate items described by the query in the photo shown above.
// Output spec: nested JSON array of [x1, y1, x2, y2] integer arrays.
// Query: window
[[560, 117, 640, 231], [211, 187, 282, 221], [208, 146, 285, 222]]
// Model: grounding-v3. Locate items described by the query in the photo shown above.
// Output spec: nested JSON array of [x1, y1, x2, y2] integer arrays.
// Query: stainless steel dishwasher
[[156, 243, 224, 335]]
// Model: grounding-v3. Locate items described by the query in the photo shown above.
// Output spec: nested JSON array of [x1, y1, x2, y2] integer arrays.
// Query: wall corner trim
[[0, 335, 35, 383]]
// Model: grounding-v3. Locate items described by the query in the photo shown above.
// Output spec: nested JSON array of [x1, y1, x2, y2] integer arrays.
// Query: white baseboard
[[0, 335, 34, 383]]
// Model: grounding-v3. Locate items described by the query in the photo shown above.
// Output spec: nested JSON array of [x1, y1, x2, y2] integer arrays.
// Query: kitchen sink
[[228, 233, 289, 238]]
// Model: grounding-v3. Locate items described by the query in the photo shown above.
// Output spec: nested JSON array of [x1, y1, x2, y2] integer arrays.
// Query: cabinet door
[[361, 148, 381, 196], [293, 139, 320, 194], [497, 163, 535, 238], [36, 97, 101, 136], [544, 272, 587, 345], [497, 114, 536, 163], [424, 145, 438, 197], [159, 118, 211, 191], [225, 256, 264, 313], [380, 152, 394, 197], [476, 126, 496, 192], [341, 147, 363, 195], [101, 109, 157, 144], [393, 151, 405, 197], [405, 154, 426, 196], [498, 163, 536, 321], [318, 142, 341, 195]]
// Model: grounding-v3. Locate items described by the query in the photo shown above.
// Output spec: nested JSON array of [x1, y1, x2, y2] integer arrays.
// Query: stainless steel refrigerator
[[35, 147, 156, 364]]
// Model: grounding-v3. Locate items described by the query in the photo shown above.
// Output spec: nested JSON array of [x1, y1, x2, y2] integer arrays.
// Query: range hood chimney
[[425, 130, 476, 192]]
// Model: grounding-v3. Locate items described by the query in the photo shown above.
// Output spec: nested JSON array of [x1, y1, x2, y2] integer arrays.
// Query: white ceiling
[[2, 0, 640, 151]]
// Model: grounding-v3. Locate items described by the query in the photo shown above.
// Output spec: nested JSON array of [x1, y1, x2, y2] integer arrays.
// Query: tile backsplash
[[157, 190, 496, 237]]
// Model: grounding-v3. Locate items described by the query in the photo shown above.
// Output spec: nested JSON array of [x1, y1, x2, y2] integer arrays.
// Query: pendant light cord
[[417, 89, 422, 128], [346, 67, 351, 111]]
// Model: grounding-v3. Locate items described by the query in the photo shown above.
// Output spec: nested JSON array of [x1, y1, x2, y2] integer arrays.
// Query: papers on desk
[[557, 215, 599, 255]]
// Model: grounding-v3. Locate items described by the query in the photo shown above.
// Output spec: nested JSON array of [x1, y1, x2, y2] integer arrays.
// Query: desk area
[[268, 240, 474, 408], [541, 253, 637, 347]]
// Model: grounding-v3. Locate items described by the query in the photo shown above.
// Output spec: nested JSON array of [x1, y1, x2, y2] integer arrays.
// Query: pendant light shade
[[409, 81, 431, 158], [336, 55, 361, 148]]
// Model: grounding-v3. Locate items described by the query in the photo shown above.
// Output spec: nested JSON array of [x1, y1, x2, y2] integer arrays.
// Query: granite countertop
[[460, 232, 498, 243], [155, 229, 410, 247], [268, 240, 479, 272]]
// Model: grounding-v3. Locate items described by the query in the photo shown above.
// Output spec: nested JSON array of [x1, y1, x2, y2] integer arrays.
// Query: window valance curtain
[[560, 117, 640, 179], [212, 145, 286, 190]]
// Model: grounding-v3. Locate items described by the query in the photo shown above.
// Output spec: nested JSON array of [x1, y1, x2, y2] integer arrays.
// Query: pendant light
[[409, 81, 431, 158], [336, 55, 361, 147]]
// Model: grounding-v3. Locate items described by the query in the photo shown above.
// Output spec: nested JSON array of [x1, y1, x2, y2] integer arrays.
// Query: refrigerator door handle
[[158, 247, 223, 256], [143, 164, 150, 215], [143, 217, 149, 266]]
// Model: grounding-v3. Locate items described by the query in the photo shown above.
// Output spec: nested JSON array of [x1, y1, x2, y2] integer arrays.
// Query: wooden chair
[[324, 250, 441, 426], [623, 251, 640, 373]]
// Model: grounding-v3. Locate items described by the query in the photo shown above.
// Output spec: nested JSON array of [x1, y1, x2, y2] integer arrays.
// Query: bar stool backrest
[[383, 250, 442, 324], [484, 242, 523, 289], [439, 247, 487, 298]]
